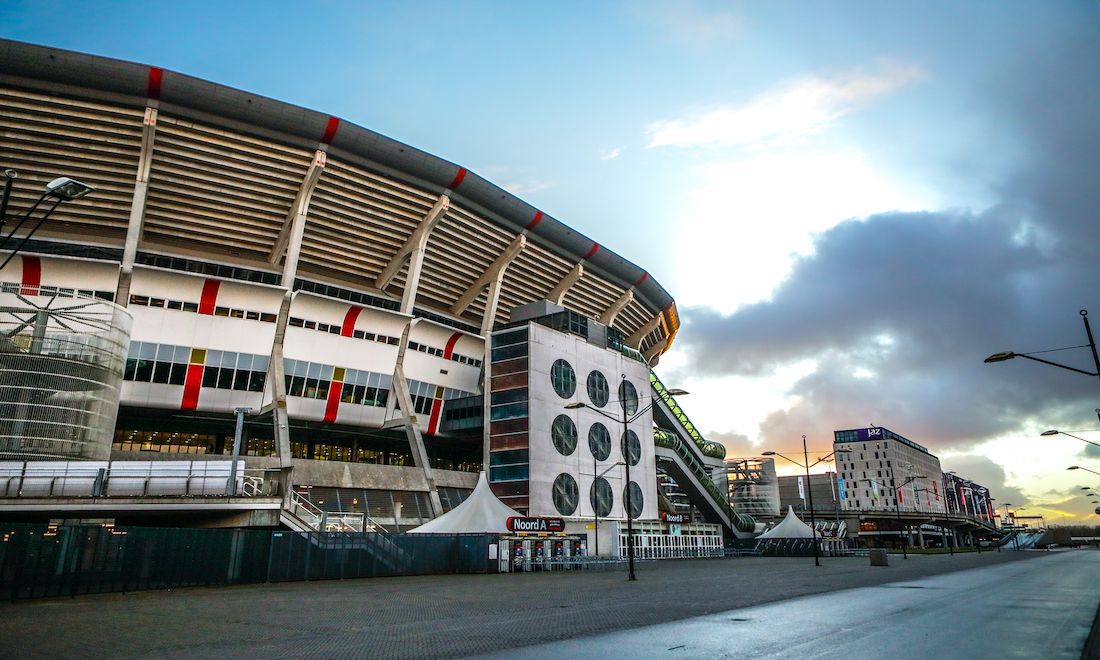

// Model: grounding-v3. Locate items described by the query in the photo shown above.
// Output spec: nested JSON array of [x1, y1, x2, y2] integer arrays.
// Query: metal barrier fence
[[0, 522, 498, 601]]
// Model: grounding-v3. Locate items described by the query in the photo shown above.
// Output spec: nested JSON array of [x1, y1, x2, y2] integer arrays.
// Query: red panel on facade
[[181, 364, 204, 410], [582, 243, 599, 260], [323, 381, 342, 423], [442, 332, 462, 359], [19, 256, 40, 295], [320, 116, 340, 145], [341, 305, 363, 337], [427, 397, 444, 435], [446, 167, 467, 191], [146, 67, 164, 101], [525, 211, 543, 231], [198, 279, 220, 315]]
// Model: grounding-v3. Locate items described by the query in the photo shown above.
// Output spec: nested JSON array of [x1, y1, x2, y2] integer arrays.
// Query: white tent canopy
[[408, 472, 520, 534], [758, 506, 816, 539]]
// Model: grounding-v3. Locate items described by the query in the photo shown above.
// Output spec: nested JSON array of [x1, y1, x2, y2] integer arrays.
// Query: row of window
[[550, 474, 644, 518], [287, 318, 484, 368], [124, 343, 269, 392], [407, 341, 481, 367], [129, 294, 278, 322], [0, 281, 114, 301], [548, 359, 639, 413]]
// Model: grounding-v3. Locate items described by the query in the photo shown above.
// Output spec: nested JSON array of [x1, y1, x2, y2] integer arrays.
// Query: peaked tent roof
[[408, 472, 520, 534], [758, 506, 816, 539]]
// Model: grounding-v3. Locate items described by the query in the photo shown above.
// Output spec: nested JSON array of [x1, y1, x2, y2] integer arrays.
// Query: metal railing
[[0, 461, 281, 498], [288, 491, 368, 532]]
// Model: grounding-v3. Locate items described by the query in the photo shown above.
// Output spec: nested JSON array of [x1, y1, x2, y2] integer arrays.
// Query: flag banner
[[871, 480, 879, 501], [798, 476, 805, 500], [838, 478, 847, 500]]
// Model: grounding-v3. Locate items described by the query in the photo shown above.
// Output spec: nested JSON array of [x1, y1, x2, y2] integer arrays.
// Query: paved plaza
[[0, 550, 1048, 659]]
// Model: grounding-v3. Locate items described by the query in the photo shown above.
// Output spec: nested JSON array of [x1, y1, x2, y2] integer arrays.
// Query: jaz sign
[[662, 513, 690, 523], [507, 517, 565, 533]]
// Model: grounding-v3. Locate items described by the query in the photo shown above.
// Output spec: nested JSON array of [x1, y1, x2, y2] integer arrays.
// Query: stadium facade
[[0, 39, 743, 553]]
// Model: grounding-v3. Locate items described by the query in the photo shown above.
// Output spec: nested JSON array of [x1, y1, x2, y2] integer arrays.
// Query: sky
[[4, 1, 1100, 523]]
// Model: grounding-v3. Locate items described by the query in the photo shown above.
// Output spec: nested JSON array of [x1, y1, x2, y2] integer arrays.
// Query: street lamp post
[[565, 380, 688, 581], [860, 475, 926, 559], [762, 439, 835, 567], [0, 174, 96, 271], [984, 310, 1100, 389]]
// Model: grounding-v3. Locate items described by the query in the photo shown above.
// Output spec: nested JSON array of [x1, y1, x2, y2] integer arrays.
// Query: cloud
[[941, 454, 1029, 507], [502, 179, 551, 195], [632, 0, 743, 44], [646, 64, 923, 149], [708, 430, 757, 456], [671, 23, 1100, 456], [599, 147, 623, 161]]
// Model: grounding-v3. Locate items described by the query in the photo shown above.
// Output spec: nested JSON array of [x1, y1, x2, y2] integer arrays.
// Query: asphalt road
[[468, 550, 1100, 660], [0, 549, 1053, 659]]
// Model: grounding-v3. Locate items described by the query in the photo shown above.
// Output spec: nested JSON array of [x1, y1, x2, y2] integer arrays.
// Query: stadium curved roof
[[0, 38, 677, 358]]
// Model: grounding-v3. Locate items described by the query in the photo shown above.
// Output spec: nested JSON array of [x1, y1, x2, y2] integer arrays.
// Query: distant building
[[776, 473, 844, 518], [834, 427, 945, 514], [726, 457, 780, 518], [942, 472, 995, 521]]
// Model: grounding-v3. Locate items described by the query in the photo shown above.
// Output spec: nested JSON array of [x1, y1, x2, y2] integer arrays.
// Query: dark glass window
[[169, 363, 188, 386], [492, 328, 528, 348], [152, 361, 172, 384], [624, 481, 643, 519], [590, 477, 613, 517], [587, 370, 609, 408], [550, 359, 576, 398], [588, 423, 611, 461], [491, 387, 528, 406], [201, 366, 218, 388], [491, 343, 528, 363], [489, 465, 529, 482], [551, 415, 578, 456], [621, 429, 641, 466], [553, 473, 579, 516], [619, 379, 638, 416]]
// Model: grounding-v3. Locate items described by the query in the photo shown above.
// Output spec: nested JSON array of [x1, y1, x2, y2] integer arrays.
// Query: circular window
[[550, 359, 576, 399], [621, 429, 641, 466], [551, 415, 578, 456], [588, 423, 611, 461], [623, 481, 643, 519], [619, 379, 638, 416], [587, 370, 609, 408], [552, 473, 579, 516], [590, 477, 613, 518]]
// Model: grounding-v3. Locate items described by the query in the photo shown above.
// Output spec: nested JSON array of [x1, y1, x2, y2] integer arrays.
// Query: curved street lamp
[[984, 310, 1100, 389], [0, 172, 96, 271]]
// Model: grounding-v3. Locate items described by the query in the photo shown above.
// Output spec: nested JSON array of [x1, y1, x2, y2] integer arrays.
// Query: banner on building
[[838, 478, 846, 500], [871, 480, 879, 501], [798, 476, 805, 500]]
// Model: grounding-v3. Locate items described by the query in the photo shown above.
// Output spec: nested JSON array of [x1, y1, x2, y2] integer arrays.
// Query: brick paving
[[0, 550, 1040, 660]]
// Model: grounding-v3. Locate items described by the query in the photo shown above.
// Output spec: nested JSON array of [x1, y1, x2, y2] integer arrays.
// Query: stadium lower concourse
[[0, 39, 746, 554]]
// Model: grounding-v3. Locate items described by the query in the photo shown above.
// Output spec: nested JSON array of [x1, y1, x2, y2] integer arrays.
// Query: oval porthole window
[[552, 414, 578, 456], [621, 429, 641, 466], [619, 379, 638, 417], [550, 359, 576, 399], [623, 481, 643, 519], [553, 473, 579, 516], [590, 477, 613, 518], [587, 370, 609, 408], [588, 422, 611, 461]]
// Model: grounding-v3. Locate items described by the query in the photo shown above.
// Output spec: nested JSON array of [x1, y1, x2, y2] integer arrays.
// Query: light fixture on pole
[[1042, 429, 1100, 449], [565, 382, 688, 581], [985, 310, 1100, 389], [0, 174, 96, 271], [762, 441, 835, 567]]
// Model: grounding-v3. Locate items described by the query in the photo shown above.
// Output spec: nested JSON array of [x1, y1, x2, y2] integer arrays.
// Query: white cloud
[[599, 147, 623, 161], [502, 179, 552, 195], [647, 65, 924, 149], [632, 0, 743, 43]]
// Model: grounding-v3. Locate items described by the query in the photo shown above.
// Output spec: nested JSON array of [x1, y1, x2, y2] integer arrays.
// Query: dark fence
[[0, 523, 497, 601]]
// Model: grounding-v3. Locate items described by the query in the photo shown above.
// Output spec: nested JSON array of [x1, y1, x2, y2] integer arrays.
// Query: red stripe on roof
[[341, 305, 364, 337], [198, 279, 220, 315], [181, 363, 204, 410], [147, 67, 164, 101], [20, 256, 40, 295], [446, 168, 467, 191], [633, 272, 648, 288], [320, 116, 340, 145], [525, 211, 543, 231], [582, 243, 599, 261], [442, 332, 462, 359]]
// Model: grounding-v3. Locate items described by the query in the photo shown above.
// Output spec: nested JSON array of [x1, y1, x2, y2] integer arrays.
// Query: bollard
[[869, 548, 889, 566]]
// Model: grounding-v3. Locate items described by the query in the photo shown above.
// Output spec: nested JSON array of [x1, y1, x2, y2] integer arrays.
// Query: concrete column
[[547, 263, 583, 305], [627, 315, 661, 349], [388, 320, 444, 517], [269, 150, 327, 284], [115, 106, 158, 306], [375, 195, 450, 314], [599, 289, 634, 327], [449, 235, 526, 334]]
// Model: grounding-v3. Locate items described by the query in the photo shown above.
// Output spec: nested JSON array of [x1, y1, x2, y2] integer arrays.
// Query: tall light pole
[[590, 461, 625, 557], [762, 440, 835, 567], [0, 174, 96, 271], [566, 381, 688, 581]]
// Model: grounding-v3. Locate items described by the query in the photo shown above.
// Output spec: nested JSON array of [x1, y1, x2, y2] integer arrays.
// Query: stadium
[[0, 38, 748, 556]]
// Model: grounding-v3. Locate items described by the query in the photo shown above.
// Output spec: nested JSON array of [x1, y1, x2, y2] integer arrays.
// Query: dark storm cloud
[[676, 16, 1100, 453]]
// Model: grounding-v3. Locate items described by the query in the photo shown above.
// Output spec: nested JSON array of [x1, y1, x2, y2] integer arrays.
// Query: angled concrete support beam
[[269, 150, 327, 282], [599, 289, 634, 327], [547, 263, 583, 305], [643, 336, 670, 365], [266, 292, 294, 469], [449, 235, 526, 334], [375, 194, 450, 314], [387, 319, 444, 517], [115, 106, 158, 306], [627, 314, 662, 349]]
